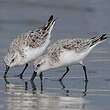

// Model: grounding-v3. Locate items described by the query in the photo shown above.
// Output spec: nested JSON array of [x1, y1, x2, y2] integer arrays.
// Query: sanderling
[[4, 15, 56, 78], [30, 34, 107, 81]]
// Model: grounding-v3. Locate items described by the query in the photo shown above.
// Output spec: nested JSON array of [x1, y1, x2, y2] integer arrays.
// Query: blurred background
[[0, 0, 110, 110]]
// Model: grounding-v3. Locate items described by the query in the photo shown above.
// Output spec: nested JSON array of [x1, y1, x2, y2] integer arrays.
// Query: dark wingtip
[[48, 15, 53, 22], [101, 33, 107, 40], [101, 33, 107, 37]]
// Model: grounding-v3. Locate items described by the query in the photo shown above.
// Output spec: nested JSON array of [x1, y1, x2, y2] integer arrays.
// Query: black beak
[[30, 71, 37, 81], [4, 65, 10, 78]]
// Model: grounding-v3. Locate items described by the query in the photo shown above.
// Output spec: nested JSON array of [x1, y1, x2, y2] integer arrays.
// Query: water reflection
[[4, 74, 88, 96], [83, 81, 88, 96], [3, 77, 88, 110], [59, 80, 88, 96]]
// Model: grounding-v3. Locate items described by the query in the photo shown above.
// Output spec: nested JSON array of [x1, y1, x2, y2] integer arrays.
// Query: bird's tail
[[90, 34, 107, 47], [42, 15, 56, 32]]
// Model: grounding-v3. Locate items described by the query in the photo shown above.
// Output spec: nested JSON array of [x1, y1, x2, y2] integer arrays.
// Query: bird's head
[[4, 49, 21, 68], [34, 55, 50, 76]]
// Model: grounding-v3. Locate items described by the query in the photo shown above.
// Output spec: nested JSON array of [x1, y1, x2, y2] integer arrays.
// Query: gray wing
[[60, 34, 107, 52], [47, 38, 91, 62], [8, 30, 48, 58], [10, 29, 48, 49], [10, 15, 55, 49], [61, 38, 91, 52], [26, 29, 49, 48]]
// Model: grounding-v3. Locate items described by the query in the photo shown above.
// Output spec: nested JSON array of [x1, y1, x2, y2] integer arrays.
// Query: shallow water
[[0, 0, 110, 110]]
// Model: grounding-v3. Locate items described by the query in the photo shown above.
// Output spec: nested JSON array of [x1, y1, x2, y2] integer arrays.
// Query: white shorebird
[[4, 15, 56, 78], [31, 34, 107, 82]]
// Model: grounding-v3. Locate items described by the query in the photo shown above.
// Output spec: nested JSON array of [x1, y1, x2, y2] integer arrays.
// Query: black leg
[[4, 76, 10, 84], [83, 80, 88, 96], [59, 80, 65, 89], [59, 67, 69, 81], [25, 81, 28, 90], [82, 65, 88, 81], [39, 72, 43, 81], [30, 71, 37, 81], [59, 80, 70, 96], [4, 65, 10, 78], [39, 72, 43, 93], [17, 63, 28, 79], [30, 80, 37, 92]]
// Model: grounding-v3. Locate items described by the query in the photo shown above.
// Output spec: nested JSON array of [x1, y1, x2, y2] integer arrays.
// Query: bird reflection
[[24, 81, 28, 90], [4, 76, 44, 94], [30, 72, 43, 94], [30, 80, 37, 91], [4, 73, 88, 96], [4, 79, 88, 110], [59, 80, 70, 96], [4, 75, 88, 110], [21, 72, 43, 93], [23, 80, 37, 92], [59, 80, 88, 96], [39, 72, 43, 94]]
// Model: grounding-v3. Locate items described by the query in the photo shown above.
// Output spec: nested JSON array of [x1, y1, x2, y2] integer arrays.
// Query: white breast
[[58, 50, 90, 66], [22, 39, 50, 64]]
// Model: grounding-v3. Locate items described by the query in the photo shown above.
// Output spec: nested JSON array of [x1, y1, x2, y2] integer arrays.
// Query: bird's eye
[[37, 64, 40, 67], [11, 59, 15, 63]]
